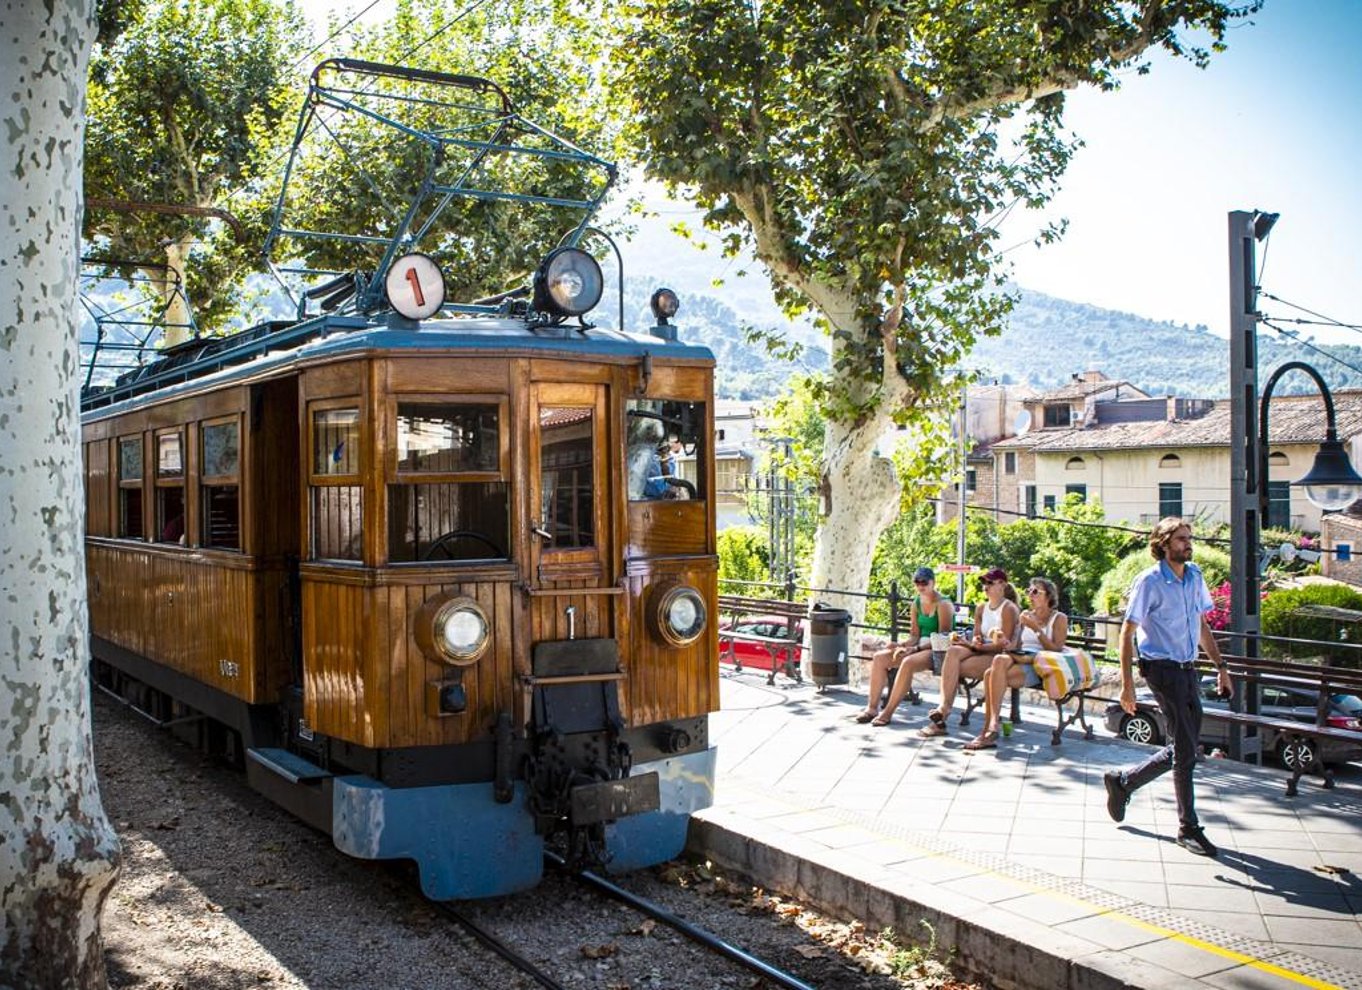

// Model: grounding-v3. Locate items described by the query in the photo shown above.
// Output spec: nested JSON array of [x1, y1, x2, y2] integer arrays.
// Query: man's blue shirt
[[1124, 559, 1213, 662]]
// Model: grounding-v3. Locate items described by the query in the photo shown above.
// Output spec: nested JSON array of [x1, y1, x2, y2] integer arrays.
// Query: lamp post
[[1229, 210, 1362, 760]]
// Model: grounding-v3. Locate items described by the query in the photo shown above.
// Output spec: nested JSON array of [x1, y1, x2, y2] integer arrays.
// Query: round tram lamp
[[415, 594, 490, 665], [652, 585, 707, 648], [532, 247, 603, 319], [650, 287, 680, 325], [1260, 360, 1362, 515], [385, 252, 446, 320]]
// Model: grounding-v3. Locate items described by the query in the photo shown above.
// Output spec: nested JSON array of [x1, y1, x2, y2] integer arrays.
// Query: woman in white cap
[[855, 566, 954, 726]]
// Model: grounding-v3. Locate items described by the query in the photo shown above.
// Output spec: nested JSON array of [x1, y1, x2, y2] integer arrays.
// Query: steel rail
[[544, 852, 819, 990], [432, 902, 568, 990]]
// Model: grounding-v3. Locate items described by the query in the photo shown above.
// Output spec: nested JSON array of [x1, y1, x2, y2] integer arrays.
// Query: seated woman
[[920, 568, 1019, 738], [964, 576, 1068, 751], [855, 566, 953, 726]]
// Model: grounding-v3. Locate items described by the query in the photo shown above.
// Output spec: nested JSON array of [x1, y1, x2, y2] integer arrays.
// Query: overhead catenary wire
[[1260, 319, 1362, 379]]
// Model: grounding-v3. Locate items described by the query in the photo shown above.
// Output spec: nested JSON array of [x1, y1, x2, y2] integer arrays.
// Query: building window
[[1267, 480, 1291, 530], [1024, 485, 1037, 519], [118, 436, 144, 539], [1042, 493, 1056, 513], [311, 406, 362, 561], [1043, 404, 1071, 428], [388, 402, 508, 562], [154, 430, 185, 544], [1065, 456, 1085, 471], [965, 468, 977, 493], [1159, 482, 1183, 519], [1160, 453, 1181, 469], [1269, 451, 1289, 466], [1065, 484, 1087, 503], [1003, 452, 1016, 475], [201, 418, 241, 550]]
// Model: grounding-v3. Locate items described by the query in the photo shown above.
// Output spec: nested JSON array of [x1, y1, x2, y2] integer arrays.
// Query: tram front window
[[389, 402, 508, 563], [625, 399, 705, 502]]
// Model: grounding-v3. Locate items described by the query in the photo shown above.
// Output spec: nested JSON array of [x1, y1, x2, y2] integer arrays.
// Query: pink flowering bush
[[1206, 581, 1232, 631]]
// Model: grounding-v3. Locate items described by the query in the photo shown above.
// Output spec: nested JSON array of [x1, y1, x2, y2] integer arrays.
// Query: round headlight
[[423, 597, 489, 665], [655, 585, 707, 647], [533, 247, 603, 318]]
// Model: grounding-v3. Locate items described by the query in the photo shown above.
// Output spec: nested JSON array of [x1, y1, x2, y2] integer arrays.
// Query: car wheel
[[1121, 712, 1161, 746], [1275, 737, 1318, 772]]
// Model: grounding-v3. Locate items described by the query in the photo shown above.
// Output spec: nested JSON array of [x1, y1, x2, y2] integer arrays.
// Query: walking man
[[1104, 517, 1232, 856]]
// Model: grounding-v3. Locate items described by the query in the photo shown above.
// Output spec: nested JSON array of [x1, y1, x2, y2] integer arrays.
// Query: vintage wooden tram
[[79, 60, 719, 899]]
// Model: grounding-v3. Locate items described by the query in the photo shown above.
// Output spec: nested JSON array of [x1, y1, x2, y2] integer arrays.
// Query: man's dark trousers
[[1121, 659, 1203, 827]]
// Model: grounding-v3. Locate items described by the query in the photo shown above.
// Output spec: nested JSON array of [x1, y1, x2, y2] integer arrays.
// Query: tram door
[[528, 383, 613, 642]]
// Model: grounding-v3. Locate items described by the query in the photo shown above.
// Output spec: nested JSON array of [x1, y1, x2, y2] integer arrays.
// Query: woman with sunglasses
[[920, 567, 1020, 738], [855, 566, 954, 726], [964, 576, 1068, 751]]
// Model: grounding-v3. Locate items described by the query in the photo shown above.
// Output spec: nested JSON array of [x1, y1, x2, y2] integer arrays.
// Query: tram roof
[[80, 313, 715, 421]]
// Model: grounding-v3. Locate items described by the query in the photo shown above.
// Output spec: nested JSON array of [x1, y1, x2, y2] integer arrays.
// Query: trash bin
[[808, 602, 852, 688]]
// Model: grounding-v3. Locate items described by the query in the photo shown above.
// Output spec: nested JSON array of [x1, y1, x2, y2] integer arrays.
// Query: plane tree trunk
[[1, 3, 121, 988]]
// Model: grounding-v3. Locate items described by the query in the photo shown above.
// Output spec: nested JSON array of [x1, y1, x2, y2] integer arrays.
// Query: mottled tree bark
[[1, 2, 121, 988]]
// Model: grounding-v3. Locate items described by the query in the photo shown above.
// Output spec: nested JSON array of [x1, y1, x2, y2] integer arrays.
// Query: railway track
[[434, 853, 819, 990]]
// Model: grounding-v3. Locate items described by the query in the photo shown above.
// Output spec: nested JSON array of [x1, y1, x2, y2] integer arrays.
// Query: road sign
[[940, 564, 977, 573]]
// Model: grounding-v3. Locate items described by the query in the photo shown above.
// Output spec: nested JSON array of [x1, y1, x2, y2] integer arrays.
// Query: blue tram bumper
[[329, 746, 716, 899]]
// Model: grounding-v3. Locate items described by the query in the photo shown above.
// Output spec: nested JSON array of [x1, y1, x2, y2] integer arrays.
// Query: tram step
[[248, 747, 333, 784]]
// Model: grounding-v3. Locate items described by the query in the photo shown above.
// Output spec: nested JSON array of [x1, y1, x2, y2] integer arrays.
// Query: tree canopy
[[610, 0, 1259, 611], [84, 0, 308, 333]]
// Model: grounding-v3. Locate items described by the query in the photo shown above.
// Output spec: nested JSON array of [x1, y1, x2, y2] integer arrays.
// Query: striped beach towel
[[1031, 649, 1098, 701]]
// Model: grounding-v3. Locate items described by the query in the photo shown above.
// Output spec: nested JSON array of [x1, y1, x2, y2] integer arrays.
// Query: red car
[[718, 615, 805, 674]]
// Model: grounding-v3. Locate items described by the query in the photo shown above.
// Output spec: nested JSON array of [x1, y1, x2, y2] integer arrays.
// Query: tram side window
[[625, 399, 706, 501], [311, 407, 362, 561], [201, 419, 240, 550], [389, 403, 508, 562], [154, 431, 185, 544], [118, 437, 144, 539]]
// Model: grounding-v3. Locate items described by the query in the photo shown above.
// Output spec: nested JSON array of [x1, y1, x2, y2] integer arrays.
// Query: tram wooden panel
[[87, 543, 276, 703], [303, 574, 519, 748], [624, 564, 718, 725]]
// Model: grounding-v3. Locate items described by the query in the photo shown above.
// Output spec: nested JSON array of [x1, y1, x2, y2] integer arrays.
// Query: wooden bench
[[717, 595, 805, 685], [956, 625, 1105, 746], [1201, 709, 1360, 796]]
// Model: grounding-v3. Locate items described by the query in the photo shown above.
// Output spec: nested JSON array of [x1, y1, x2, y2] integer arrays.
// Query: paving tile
[[1252, 887, 1356, 921], [1121, 936, 1245, 979], [1083, 857, 1165, 883], [1164, 882, 1261, 914], [1166, 908, 1270, 943], [993, 890, 1104, 926], [1262, 914, 1362, 947], [1055, 912, 1166, 951], [936, 870, 1034, 905]]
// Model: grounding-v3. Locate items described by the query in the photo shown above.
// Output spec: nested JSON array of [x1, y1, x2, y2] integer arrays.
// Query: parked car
[[1104, 677, 1362, 769], [717, 615, 804, 671]]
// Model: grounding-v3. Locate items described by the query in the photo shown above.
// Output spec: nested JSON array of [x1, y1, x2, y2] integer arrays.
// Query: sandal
[[872, 712, 893, 727], [918, 720, 946, 738], [964, 731, 998, 752], [853, 711, 877, 724]]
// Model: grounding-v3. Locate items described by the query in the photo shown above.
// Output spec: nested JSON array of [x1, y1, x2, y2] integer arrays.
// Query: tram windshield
[[625, 400, 705, 502]]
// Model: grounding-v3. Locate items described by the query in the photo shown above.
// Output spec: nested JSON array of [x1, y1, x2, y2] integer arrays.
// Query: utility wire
[[1259, 290, 1361, 333], [289, 0, 386, 73], [1261, 319, 1362, 378]]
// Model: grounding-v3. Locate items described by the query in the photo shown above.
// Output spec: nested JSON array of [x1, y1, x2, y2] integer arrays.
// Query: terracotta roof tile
[[991, 391, 1362, 453]]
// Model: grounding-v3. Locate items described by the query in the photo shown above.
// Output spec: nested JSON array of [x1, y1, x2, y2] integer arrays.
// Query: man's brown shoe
[[1103, 771, 1128, 823]]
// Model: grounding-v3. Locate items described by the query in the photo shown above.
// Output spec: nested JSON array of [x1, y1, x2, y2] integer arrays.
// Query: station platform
[[688, 668, 1362, 990]]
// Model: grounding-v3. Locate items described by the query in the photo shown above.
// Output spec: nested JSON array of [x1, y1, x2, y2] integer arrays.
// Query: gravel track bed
[[94, 693, 981, 989]]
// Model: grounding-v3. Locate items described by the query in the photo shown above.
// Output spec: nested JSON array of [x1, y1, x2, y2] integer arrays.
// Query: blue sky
[[996, 1, 1362, 342]]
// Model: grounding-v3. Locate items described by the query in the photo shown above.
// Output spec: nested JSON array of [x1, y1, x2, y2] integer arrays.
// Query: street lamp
[[1259, 360, 1362, 522], [1229, 209, 1362, 762]]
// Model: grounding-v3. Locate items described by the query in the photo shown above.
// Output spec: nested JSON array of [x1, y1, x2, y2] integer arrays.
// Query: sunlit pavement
[[690, 668, 1362, 990]]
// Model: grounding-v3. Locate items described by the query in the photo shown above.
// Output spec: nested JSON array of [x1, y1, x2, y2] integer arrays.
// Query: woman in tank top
[[920, 567, 1020, 738], [965, 576, 1069, 751], [856, 566, 954, 726]]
